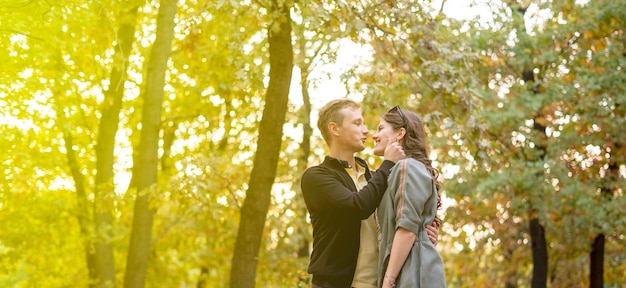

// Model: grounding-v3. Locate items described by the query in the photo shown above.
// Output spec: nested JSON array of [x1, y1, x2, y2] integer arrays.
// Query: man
[[301, 99, 439, 288]]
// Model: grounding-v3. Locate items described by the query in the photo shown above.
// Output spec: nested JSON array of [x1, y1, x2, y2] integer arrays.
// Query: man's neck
[[328, 146, 356, 168]]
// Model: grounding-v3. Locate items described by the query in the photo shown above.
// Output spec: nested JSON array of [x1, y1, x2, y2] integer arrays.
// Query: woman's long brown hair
[[383, 108, 443, 228]]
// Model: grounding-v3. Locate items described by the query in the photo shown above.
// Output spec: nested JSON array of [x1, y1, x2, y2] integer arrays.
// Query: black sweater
[[301, 156, 395, 288]]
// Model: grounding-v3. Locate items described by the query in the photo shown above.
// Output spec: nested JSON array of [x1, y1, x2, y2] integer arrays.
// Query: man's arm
[[301, 163, 393, 219]]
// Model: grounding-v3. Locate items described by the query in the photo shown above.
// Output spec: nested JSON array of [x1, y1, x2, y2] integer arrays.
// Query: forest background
[[1, 0, 625, 287]]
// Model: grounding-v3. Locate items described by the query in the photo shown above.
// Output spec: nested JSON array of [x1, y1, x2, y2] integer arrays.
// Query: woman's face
[[372, 119, 400, 156]]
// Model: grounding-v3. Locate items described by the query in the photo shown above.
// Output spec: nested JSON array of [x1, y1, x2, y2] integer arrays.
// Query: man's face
[[333, 107, 369, 153]]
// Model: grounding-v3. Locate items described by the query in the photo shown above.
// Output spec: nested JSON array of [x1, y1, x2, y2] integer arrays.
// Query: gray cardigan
[[377, 158, 446, 287]]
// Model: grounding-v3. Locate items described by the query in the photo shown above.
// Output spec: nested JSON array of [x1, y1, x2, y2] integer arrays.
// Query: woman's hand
[[426, 222, 439, 246], [382, 272, 396, 288]]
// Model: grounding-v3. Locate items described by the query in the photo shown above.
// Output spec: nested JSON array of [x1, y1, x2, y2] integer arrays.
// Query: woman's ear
[[397, 127, 406, 142]]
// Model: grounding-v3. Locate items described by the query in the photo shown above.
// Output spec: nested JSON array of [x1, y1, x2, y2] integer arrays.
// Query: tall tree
[[123, 0, 177, 286], [53, 99, 97, 286], [294, 35, 314, 260], [289, 0, 345, 263], [553, 1, 626, 286], [93, 5, 139, 287], [444, 0, 626, 286], [507, 3, 549, 286], [229, 0, 293, 287]]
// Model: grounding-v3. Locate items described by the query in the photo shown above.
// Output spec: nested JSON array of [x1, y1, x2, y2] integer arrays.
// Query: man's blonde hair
[[317, 99, 360, 145]]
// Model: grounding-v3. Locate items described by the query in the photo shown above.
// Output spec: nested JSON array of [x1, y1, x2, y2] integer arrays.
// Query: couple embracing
[[301, 99, 446, 288]]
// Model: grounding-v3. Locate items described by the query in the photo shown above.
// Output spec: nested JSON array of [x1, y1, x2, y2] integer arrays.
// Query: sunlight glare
[[442, 164, 460, 179], [113, 128, 134, 195], [211, 127, 225, 143], [49, 176, 74, 191], [18, 68, 33, 79], [0, 114, 38, 132], [217, 195, 228, 206], [209, 95, 223, 106]]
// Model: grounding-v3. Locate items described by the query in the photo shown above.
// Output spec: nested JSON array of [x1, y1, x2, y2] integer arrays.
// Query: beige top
[[347, 165, 379, 288]]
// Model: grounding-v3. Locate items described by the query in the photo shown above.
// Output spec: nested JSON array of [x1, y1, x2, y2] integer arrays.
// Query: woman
[[373, 106, 446, 288]]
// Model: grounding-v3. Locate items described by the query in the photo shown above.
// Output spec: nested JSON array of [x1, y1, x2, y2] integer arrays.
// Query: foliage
[[441, 0, 626, 286], [1, 0, 624, 286]]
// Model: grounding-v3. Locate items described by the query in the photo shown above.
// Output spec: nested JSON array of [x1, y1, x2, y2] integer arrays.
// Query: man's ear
[[328, 122, 340, 136]]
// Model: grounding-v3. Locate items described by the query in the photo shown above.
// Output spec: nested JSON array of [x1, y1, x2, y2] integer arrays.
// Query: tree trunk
[[296, 65, 312, 259], [513, 2, 549, 282], [529, 217, 548, 288], [218, 98, 233, 151], [527, 97, 549, 288], [504, 245, 517, 288], [589, 160, 618, 288], [228, 1, 293, 287], [59, 126, 97, 286], [589, 234, 604, 288], [123, 0, 177, 287], [196, 266, 209, 288], [93, 6, 139, 287]]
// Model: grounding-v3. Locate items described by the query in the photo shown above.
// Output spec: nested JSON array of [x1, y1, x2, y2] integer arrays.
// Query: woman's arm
[[382, 227, 416, 288]]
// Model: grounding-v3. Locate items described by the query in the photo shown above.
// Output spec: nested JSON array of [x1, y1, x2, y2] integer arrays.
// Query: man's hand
[[383, 138, 406, 163], [426, 222, 439, 246]]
